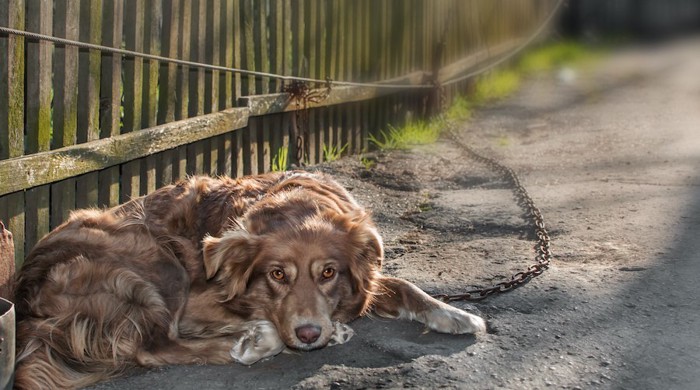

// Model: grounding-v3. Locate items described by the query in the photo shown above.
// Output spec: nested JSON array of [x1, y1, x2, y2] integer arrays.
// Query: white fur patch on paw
[[424, 305, 486, 335], [326, 321, 355, 347], [230, 320, 285, 365]]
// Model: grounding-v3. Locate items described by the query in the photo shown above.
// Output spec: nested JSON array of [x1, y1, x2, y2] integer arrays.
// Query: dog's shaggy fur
[[13, 171, 485, 389]]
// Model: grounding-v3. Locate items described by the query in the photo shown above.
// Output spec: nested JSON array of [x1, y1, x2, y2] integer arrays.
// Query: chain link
[[282, 80, 332, 166], [432, 118, 552, 302]]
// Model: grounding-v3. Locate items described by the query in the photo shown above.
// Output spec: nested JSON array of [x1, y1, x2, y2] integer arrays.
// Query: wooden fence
[[0, 0, 557, 266]]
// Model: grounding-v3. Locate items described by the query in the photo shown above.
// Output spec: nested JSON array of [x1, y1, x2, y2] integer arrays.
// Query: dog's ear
[[202, 230, 258, 301], [339, 211, 384, 317], [345, 211, 384, 268]]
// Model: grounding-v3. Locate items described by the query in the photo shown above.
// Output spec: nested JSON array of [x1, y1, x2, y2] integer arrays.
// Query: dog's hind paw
[[230, 320, 285, 365], [326, 321, 354, 347]]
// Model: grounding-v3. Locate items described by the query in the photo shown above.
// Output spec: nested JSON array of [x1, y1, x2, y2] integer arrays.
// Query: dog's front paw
[[423, 304, 486, 335], [327, 321, 354, 347], [230, 320, 285, 365]]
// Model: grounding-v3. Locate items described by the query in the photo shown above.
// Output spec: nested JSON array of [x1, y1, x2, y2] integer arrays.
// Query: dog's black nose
[[295, 324, 321, 344]]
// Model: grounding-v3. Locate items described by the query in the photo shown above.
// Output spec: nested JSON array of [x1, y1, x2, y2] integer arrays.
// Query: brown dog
[[13, 171, 485, 389]]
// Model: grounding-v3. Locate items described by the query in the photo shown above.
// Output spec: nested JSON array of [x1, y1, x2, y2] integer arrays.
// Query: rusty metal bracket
[[0, 297, 15, 390]]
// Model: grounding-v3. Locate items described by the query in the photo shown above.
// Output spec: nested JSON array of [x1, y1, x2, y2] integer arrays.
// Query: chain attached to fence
[[432, 118, 552, 302], [282, 79, 332, 165]]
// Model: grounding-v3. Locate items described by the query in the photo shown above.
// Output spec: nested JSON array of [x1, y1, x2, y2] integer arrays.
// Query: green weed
[[517, 40, 599, 74], [271, 147, 289, 172], [359, 155, 376, 169], [322, 143, 348, 162], [472, 69, 521, 104], [369, 121, 441, 151], [445, 95, 473, 122]]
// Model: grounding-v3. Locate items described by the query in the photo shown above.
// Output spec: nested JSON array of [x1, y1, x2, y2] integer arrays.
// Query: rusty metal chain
[[432, 119, 552, 302], [282, 79, 332, 165]]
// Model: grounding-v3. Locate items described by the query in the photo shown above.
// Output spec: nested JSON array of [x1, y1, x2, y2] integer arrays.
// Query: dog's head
[[202, 193, 383, 350]]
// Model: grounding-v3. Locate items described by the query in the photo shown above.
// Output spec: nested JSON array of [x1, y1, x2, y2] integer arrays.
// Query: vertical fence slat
[[143, 1, 162, 128], [254, 0, 269, 94], [269, 113, 283, 170], [122, 0, 145, 200], [158, 0, 179, 125], [188, 0, 206, 176], [157, 0, 180, 185], [142, 0, 161, 192], [207, 0, 221, 175], [0, 3, 21, 158], [232, 0, 242, 101], [220, 0, 234, 110], [52, 0, 78, 150], [233, 129, 244, 177], [173, 0, 192, 179], [0, 0, 24, 160], [98, 0, 123, 208], [207, 0, 221, 113], [0, 0, 25, 264], [241, 0, 255, 95], [25, 0, 52, 155], [76, 0, 102, 209], [190, 0, 206, 117], [260, 116, 271, 172], [269, 0, 283, 93], [305, 1, 317, 80], [24, 0, 52, 253], [307, 110, 317, 164], [177, 0, 192, 120], [77, 0, 102, 145], [51, 0, 79, 228]]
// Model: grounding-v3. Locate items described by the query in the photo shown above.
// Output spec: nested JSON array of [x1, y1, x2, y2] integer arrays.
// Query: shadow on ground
[[89, 317, 477, 390]]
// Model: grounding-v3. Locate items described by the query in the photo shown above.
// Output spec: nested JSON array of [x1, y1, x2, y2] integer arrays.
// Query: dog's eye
[[270, 269, 286, 281], [322, 267, 336, 279]]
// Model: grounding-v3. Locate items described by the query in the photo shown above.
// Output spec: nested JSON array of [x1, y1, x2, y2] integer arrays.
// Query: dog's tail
[[13, 317, 134, 389], [14, 334, 116, 389], [13, 264, 174, 389]]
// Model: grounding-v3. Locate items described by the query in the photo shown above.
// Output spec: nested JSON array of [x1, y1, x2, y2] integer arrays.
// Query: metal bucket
[[0, 297, 14, 390]]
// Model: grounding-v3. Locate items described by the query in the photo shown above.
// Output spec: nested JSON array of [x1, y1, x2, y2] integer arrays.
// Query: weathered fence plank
[[0, 108, 250, 197]]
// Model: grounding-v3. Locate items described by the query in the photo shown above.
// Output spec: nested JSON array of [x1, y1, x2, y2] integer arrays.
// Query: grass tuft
[[445, 96, 473, 122], [472, 69, 521, 104], [517, 40, 599, 74], [369, 121, 442, 151], [271, 147, 288, 172], [323, 143, 348, 162]]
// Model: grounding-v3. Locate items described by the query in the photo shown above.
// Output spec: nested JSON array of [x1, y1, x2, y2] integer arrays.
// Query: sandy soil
[[91, 35, 700, 390]]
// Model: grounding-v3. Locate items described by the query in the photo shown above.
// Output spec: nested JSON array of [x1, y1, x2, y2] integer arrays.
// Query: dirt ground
[[90, 35, 700, 390]]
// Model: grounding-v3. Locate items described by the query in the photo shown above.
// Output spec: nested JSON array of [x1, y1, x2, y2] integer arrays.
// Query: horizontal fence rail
[[0, 0, 558, 265]]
